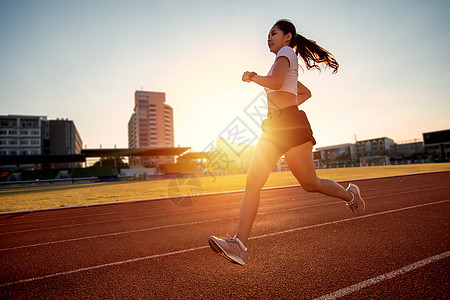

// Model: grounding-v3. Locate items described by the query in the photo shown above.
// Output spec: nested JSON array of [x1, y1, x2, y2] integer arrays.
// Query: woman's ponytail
[[294, 33, 339, 74], [274, 19, 339, 74]]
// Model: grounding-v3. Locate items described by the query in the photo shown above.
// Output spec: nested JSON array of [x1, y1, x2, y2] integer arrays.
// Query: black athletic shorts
[[259, 105, 316, 154]]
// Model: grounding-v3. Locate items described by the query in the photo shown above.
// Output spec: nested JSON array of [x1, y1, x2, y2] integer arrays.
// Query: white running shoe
[[209, 235, 247, 266], [346, 183, 365, 215]]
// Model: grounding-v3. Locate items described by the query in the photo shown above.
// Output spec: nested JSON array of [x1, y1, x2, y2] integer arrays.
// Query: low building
[[354, 137, 395, 158], [423, 129, 450, 161], [315, 143, 355, 167], [0, 115, 47, 156], [47, 119, 83, 168], [0, 115, 82, 170], [390, 140, 424, 162], [0, 115, 48, 170]]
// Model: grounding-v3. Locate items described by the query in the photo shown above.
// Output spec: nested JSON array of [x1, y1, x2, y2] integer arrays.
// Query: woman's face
[[267, 26, 292, 54]]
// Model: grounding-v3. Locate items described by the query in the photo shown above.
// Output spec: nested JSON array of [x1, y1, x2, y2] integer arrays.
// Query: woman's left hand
[[242, 71, 252, 82]]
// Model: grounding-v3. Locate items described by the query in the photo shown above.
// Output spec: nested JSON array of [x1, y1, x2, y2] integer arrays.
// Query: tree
[[93, 157, 128, 168]]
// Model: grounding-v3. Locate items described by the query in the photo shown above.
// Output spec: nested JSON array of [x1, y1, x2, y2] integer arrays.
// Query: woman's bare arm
[[242, 57, 289, 90], [297, 80, 311, 105]]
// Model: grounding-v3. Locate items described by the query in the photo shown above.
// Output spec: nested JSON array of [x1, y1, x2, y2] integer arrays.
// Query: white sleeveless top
[[264, 46, 298, 96]]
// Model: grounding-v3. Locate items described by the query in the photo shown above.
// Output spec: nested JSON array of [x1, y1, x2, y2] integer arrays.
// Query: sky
[[1, 0, 449, 152]]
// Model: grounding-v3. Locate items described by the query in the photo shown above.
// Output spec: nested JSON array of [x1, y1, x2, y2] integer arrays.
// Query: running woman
[[209, 20, 365, 266]]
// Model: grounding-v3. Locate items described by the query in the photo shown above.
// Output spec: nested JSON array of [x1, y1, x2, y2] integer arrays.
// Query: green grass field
[[0, 163, 449, 213]]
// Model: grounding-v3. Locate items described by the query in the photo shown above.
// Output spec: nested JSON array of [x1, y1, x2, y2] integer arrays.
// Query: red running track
[[0, 172, 449, 299]]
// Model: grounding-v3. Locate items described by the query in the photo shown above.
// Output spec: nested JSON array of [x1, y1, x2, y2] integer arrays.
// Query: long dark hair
[[274, 19, 339, 74]]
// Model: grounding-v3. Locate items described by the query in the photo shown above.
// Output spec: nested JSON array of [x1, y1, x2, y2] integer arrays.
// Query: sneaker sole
[[208, 238, 245, 266]]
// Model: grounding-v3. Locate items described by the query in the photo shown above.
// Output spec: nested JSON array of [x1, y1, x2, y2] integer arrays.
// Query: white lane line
[[1, 173, 446, 225], [0, 194, 333, 236], [0, 196, 247, 231], [2, 184, 449, 235], [249, 199, 450, 240], [2, 192, 449, 251], [0, 218, 228, 251], [365, 185, 450, 199], [0, 206, 236, 236], [0, 245, 210, 288], [1, 199, 448, 287], [0, 201, 338, 251], [0, 188, 325, 230], [0, 196, 312, 234], [314, 251, 450, 300]]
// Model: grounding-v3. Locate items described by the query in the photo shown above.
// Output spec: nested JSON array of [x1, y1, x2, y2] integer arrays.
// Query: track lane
[[0, 172, 449, 298], [1, 172, 447, 227], [1, 198, 448, 291], [2, 199, 447, 298], [0, 172, 446, 238], [1, 181, 448, 251]]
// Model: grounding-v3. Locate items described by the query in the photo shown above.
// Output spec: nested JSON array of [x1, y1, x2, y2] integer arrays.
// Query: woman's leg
[[284, 141, 353, 201], [237, 139, 283, 246]]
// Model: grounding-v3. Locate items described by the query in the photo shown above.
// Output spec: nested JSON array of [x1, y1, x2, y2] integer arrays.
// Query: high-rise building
[[0, 115, 82, 170], [128, 91, 174, 166]]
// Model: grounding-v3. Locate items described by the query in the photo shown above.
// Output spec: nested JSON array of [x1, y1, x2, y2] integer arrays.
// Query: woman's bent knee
[[245, 173, 266, 191], [300, 180, 319, 192]]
